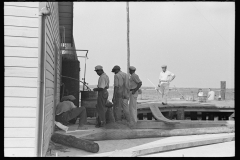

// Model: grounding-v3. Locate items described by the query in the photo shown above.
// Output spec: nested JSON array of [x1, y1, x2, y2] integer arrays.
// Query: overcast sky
[[73, 2, 235, 89]]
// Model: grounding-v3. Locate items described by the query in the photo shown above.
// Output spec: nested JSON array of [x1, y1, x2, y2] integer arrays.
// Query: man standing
[[129, 66, 142, 124], [55, 95, 87, 130], [158, 65, 176, 105], [207, 88, 215, 100], [111, 65, 130, 122], [93, 65, 110, 128]]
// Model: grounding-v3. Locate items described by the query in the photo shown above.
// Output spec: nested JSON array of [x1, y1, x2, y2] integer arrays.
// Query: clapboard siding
[[41, 2, 61, 156], [5, 138, 35, 148], [45, 95, 54, 106], [4, 2, 39, 8], [5, 107, 36, 118], [5, 57, 38, 67], [5, 36, 38, 48], [4, 16, 38, 28], [5, 87, 37, 98], [5, 97, 37, 108], [5, 67, 38, 78], [4, 3, 39, 157], [4, 26, 38, 38], [5, 118, 36, 128], [4, 46, 38, 57], [5, 128, 35, 138], [4, 148, 35, 157], [5, 77, 37, 87], [4, 5, 38, 18]]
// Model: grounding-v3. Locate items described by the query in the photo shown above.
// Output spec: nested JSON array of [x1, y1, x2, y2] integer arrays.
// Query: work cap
[[94, 65, 103, 71], [161, 65, 167, 68], [129, 66, 136, 71], [111, 65, 121, 72], [61, 95, 76, 101]]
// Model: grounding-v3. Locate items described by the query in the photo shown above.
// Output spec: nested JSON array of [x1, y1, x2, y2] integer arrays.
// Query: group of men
[[93, 65, 142, 128], [54, 64, 176, 130]]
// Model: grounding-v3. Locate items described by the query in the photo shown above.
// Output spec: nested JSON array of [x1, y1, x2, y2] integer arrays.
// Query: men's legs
[[96, 91, 107, 124], [129, 91, 138, 123], [159, 84, 165, 101], [61, 107, 87, 126], [113, 98, 123, 122], [162, 84, 169, 103], [122, 99, 130, 122]]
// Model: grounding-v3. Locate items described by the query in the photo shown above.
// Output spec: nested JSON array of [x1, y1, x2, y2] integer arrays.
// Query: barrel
[[81, 91, 98, 117]]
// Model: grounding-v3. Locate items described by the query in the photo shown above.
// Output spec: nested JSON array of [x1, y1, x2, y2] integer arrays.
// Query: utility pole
[[127, 2, 130, 74]]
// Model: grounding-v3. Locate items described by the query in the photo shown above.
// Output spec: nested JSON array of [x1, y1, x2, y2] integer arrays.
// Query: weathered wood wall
[[4, 2, 39, 157], [42, 2, 61, 156]]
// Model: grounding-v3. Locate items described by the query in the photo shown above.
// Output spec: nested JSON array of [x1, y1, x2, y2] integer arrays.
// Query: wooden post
[[147, 113, 152, 120], [221, 81, 226, 100], [202, 112, 207, 120], [177, 109, 185, 120], [126, 2, 130, 74]]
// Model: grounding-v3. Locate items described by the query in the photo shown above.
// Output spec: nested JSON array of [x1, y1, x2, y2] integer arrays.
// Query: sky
[[73, 2, 235, 89]]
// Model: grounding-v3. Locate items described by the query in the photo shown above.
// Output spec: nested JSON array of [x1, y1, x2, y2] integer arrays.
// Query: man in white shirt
[[158, 65, 176, 105], [207, 88, 215, 100], [93, 65, 110, 128], [129, 66, 142, 124]]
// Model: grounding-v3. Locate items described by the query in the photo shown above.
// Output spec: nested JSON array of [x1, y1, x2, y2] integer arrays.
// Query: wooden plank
[[5, 57, 38, 68], [4, 26, 38, 37], [46, 16, 55, 44], [136, 120, 234, 129], [4, 5, 38, 17], [4, 148, 35, 157], [4, 138, 35, 148], [4, 77, 37, 87], [46, 53, 54, 71], [4, 118, 36, 127], [59, 2, 73, 6], [4, 97, 37, 107], [5, 67, 38, 78], [45, 95, 54, 106], [4, 16, 38, 27], [5, 107, 36, 118], [46, 42, 54, 64], [5, 87, 37, 98], [43, 119, 52, 133], [59, 5, 73, 13], [4, 46, 38, 57], [4, 2, 39, 8], [46, 70, 54, 82], [149, 105, 180, 124], [107, 134, 235, 157], [4, 128, 35, 138], [45, 88, 54, 97], [59, 12, 72, 17], [46, 78, 54, 88], [5, 36, 38, 47], [44, 101, 53, 116]]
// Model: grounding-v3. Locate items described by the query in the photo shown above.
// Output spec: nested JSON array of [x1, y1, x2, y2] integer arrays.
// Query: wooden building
[[4, 2, 75, 157]]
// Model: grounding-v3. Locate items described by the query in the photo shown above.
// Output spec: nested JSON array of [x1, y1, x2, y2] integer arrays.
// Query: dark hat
[[94, 65, 103, 71], [129, 66, 136, 71], [111, 65, 121, 72]]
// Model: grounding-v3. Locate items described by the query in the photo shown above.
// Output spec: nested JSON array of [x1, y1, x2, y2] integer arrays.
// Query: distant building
[[4, 2, 75, 157]]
